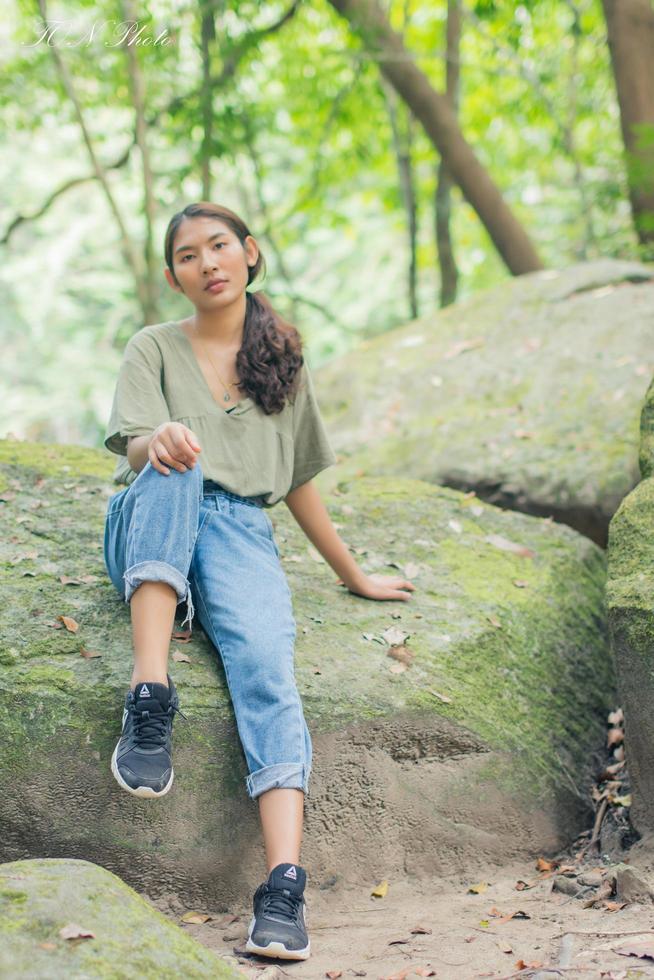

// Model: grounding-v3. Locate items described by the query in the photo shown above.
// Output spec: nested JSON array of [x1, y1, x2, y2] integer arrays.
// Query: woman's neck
[[190, 292, 246, 348]]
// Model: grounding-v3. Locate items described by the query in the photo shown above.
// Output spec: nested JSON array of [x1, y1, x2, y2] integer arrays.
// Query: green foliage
[[0, 0, 641, 447]]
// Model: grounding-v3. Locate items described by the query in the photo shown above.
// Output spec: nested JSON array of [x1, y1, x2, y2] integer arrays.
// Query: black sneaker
[[110, 673, 186, 799], [245, 862, 310, 960]]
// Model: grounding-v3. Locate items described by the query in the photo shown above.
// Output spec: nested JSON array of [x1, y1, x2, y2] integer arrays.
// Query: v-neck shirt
[[103, 320, 337, 507]]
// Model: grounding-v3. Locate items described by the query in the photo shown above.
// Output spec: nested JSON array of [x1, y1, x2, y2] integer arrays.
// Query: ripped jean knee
[[123, 560, 195, 630]]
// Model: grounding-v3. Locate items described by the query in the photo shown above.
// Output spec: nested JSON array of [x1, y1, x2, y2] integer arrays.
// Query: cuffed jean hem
[[123, 560, 195, 630], [245, 763, 310, 801]]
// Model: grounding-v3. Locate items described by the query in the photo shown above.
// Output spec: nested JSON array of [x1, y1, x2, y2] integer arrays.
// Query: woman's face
[[165, 216, 259, 309]]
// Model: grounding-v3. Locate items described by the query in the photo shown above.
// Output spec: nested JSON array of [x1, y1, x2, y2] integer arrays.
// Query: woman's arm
[[284, 481, 415, 602]]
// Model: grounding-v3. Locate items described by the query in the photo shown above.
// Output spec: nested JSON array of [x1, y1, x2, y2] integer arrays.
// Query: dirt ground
[[153, 834, 654, 980]]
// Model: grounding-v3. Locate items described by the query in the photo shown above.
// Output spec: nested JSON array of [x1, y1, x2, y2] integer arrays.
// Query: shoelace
[[131, 701, 187, 749], [261, 885, 303, 923]]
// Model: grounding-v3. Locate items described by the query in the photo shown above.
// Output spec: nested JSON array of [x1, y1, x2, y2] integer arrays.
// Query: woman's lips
[[205, 280, 228, 293]]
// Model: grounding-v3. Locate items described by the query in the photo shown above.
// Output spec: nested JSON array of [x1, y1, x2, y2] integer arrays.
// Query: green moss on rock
[[0, 859, 239, 979]]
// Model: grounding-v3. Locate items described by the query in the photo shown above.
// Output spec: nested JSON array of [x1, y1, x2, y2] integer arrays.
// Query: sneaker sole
[[110, 743, 174, 799], [246, 917, 310, 960]]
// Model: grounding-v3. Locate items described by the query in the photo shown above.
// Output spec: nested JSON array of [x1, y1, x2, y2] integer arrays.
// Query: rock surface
[[315, 259, 654, 546], [0, 438, 614, 907], [607, 374, 654, 837], [0, 858, 239, 978]]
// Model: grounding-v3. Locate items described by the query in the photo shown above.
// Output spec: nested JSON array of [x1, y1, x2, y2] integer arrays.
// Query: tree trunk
[[602, 0, 654, 245], [327, 0, 543, 275], [435, 0, 461, 307]]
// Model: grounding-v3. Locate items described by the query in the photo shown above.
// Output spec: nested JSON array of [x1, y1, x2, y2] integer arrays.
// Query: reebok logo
[[139, 684, 151, 698], [283, 866, 298, 881]]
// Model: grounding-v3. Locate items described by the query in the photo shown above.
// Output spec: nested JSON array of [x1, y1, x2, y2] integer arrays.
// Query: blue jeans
[[103, 459, 312, 800]]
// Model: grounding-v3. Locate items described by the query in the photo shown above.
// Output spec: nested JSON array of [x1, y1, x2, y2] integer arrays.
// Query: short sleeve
[[104, 329, 171, 457], [287, 362, 337, 494]]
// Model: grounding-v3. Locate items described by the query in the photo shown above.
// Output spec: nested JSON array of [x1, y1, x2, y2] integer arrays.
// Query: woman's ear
[[164, 267, 183, 292], [244, 235, 259, 268]]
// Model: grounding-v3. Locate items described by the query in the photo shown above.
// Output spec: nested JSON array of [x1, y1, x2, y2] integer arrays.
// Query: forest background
[[1, 0, 652, 450]]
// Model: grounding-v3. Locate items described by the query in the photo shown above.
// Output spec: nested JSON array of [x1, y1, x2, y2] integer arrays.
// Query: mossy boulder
[[316, 259, 654, 546], [0, 858, 239, 978], [0, 437, 614, 905], [607, 379, 654, 835]]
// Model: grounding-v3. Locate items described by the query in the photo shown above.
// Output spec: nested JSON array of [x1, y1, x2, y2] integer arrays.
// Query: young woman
[[102, 201, 415, 962]]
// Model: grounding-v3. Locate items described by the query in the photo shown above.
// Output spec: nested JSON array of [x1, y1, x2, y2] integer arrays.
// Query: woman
[[102, 201, 415, 962]]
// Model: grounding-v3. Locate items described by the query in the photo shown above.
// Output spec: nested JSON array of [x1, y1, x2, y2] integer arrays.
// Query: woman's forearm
[[127, 435, 152, 474]]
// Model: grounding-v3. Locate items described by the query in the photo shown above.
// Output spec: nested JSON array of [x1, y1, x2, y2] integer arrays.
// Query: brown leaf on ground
[[80, 648, 102, 659], [388, 937, 410, 945], [487, 615, 502, 629], [172, 650, 191, 663], [171, 628, 193, 642], [410, 924, 432, 934], [607, 727, 624, 748], [387, 645, 414, 666], [57, 615, 79, 632], [371, 879, 388, 898], [389, 663, 407, 674], [495, 910, 531, 925], [536, 857, 559, 872], [514, 880, 534, 890], [326, 971, 343, 979], [59, 576, 85, 586], [468, 882, 490, 894], [516, 960, 543, 970], [614, 938, 654, 960], [59, 923, 95, 940], [180, 911, 212, 924], [443, 337, 485, 359], [484, 534, 536, 558]]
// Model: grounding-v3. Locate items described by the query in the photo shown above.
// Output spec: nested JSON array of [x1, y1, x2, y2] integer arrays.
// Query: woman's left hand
[[338, 573, 416, 601]]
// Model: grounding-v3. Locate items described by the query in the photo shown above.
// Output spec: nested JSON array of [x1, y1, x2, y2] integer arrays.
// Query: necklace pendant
[[223, 392, 230, 402]]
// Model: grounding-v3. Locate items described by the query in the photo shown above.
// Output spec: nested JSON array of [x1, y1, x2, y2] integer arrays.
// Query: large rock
[[0, 858, 239, 978], [607, 374, 654, 835], [0, 438, 614, 906], [315, 259, 654, 546]]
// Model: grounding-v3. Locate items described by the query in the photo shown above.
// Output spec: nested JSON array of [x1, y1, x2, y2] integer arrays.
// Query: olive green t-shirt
[[103, 321, 337, 508]]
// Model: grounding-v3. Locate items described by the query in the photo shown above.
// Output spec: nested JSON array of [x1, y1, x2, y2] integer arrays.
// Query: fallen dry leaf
[[614, 938, 654, 960], [410, 924, 432, 935], [487, 615, 502, 629], [389, 663, 407, 674], [80, 648, 102, 659], [607, 727, 624, 748], [59, 576, 85, 586], [388, 937, 410, 946], [171, 628, 192, 642], [57, 615, 79, 633], [326, 970, 343, 978], [172, 650, 191, 664], [516, 960, 543, 970], [59, 923, 95, 940], [387, 645, 414, 666], [495, 910, 531, 925], [371, 879, 389, 898], [180, 911, 212, 924], [513, 580, 529, 588], [485, 534, 535, 558], [536, 857, 559, 872], [468, 882, 490, 894], [413, 970, 436, 978], [443, 337, 485, 359], [427, 689, 452, 704]]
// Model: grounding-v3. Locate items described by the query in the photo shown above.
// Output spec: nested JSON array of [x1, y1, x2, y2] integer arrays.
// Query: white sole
[[246, 915, 310, 960], [110, 743, 174, 799]]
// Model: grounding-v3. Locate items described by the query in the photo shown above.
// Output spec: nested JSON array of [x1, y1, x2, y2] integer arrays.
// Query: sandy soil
[[154, 836, 654, 980]]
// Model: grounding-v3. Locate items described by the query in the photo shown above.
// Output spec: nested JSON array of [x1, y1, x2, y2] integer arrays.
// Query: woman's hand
[[338, 572, 416, 601], [148, 422, 202, 475]]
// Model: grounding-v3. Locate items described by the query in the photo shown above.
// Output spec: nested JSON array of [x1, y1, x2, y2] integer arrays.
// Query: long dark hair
[[164, 202, 304, 415]]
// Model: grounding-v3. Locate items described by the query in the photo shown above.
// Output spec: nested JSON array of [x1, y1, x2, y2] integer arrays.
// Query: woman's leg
[[102, 461, 207, 796], [258, 787, 304, 872], [188, 494, 311, 808], [130, 582, 177, 688]]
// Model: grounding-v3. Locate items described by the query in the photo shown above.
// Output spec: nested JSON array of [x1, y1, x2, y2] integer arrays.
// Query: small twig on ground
[[550, 928, 654, 938]]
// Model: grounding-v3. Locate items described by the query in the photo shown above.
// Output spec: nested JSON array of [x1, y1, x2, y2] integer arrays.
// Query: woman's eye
[[180, 243, 223, 262]]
